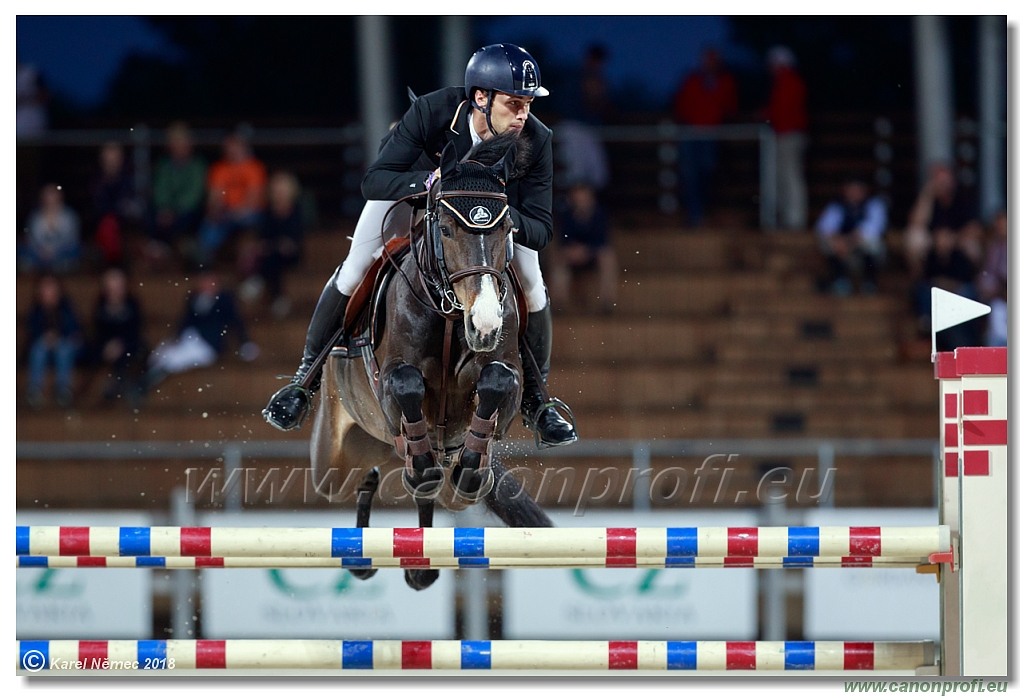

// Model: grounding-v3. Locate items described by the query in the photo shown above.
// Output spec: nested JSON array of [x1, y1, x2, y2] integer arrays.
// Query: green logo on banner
[[20, 569, 85, 597], [569, 569, 689, 599], [266, 570, 386, 600]]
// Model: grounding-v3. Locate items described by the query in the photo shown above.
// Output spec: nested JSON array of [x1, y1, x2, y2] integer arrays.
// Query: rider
[[263, 43, 579, 448]]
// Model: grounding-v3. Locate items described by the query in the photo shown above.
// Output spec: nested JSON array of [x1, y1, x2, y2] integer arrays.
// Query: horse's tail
[[484, 458, 554, 528]]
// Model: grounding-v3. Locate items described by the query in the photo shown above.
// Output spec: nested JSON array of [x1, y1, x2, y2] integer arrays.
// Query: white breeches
[[335, 200, 548, 312]]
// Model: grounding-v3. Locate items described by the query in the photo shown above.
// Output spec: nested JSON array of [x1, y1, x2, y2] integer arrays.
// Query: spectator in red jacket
[[672, 47, 738, 227], [764, 45, 809, 230]]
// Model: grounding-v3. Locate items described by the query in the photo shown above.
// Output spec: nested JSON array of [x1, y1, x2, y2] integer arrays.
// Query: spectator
[[555, 45, 613, 193], [18, 183, 82, 275], [145, 270, 259, 390], [555, 121, 610, 194], [195, 130, 267, 269], [904, 161, 982, 278], [672, 46, 738, 227], [814, 178, 888, 295], [23, 273, 83, 408], [147, 121, 207, 268], [763, 45, 809, 231], [89, 141, 140, 268], [86, 267, 148, 405], [546, 181, 619, 315], [976, 209, 1008, 347], [578, 43, 614, 125], [16, 59, 49, 224], [912, 227, 982, 349], [16, 59, 49, 138], [239, 171, 307, 318]]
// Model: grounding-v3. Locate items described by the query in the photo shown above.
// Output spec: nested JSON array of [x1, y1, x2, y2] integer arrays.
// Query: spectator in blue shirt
[[815, 178, 888, 296]]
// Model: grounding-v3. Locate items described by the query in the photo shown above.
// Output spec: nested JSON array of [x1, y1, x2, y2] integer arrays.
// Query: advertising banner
[[503, 510, 758, 639], [16, 510, 153, 638], [199, 511, 456, 638], [804, 508, 940, 639]]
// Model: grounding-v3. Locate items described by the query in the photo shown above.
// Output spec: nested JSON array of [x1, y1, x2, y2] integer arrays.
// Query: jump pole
[[16, 639, 936, 672], [15, 525, 951, 562], [15, 554, 945, 570]]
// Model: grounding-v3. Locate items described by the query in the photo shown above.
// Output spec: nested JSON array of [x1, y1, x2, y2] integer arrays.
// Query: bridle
[[375, 162, 517, 455], [426, 177, 513, 315]]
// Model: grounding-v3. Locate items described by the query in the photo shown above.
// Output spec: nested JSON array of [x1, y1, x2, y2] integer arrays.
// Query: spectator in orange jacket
[[195, 130, 267, 269]]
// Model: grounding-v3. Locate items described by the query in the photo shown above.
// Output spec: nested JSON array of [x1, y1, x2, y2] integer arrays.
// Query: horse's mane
[[464, 131, 532, 180]]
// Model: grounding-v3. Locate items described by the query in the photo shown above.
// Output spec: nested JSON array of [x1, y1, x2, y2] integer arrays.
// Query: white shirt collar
[[469, 113, 483, 147]]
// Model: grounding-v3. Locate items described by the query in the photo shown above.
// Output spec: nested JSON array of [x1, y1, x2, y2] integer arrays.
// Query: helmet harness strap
[[471, 89, 500, 138]]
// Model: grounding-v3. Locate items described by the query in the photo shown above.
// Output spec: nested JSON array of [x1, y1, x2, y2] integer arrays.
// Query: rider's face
[[475, 91, 533, 136]]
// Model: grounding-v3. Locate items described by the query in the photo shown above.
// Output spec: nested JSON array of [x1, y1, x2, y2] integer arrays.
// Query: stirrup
[[262, 383, 313, 432], [523, 396, 579, 449]]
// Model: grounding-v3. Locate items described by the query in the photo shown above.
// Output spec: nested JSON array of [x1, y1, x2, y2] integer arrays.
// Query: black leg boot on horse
[[520, 301, 579, 448], [263, 268, 351, 431]]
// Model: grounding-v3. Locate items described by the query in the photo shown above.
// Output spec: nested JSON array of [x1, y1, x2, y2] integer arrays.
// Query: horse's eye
[[439, 225, 453, 238]]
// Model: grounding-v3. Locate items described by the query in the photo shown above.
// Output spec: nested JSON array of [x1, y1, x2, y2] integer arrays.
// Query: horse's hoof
[[349, 567, 378, 581], [404, 568, 439, 591], [402, 466, 445, 499], [452, 465, 495, 502]]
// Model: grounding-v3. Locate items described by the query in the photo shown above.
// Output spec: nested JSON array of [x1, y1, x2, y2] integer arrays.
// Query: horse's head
[[428, 133, 520, 352]]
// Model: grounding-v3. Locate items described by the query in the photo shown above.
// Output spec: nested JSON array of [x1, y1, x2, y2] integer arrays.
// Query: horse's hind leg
[[349, 467, 380, 581], [452, 362, 518, 501], [484, 458, 554, 528]]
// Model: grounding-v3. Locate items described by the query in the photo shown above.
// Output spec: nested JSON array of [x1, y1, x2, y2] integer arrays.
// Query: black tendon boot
[[520, 302, 579, 448], [263, 275, 350, 431]]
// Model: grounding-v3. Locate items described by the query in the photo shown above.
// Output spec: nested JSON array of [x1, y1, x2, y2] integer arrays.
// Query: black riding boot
[[520, 302, 579, 448], [263, 273, 350, 431]]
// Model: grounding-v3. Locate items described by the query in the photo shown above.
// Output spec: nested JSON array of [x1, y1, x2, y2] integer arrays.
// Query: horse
[[310, 132, 553, 590]]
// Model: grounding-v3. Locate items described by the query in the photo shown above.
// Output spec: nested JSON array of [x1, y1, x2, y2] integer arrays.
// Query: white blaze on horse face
[[468, 234, 503, 343], [471, 275, 503, 336]]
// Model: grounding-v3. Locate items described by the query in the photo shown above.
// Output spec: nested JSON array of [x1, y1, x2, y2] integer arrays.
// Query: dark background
[[17, 15, 987, 128]]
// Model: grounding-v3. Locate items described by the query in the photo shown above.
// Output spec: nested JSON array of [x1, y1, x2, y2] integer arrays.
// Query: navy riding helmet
[[465, 43, 550, 100], [465, 44, 548, 134]]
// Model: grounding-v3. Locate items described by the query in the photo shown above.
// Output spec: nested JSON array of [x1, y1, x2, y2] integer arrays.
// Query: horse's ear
[[491, 141, 517, 185], [440, 142, 460, 181]]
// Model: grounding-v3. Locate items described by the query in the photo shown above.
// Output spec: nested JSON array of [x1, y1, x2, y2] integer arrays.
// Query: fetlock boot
[[520, 302, 579, 448], [262, 280, 350, 431]]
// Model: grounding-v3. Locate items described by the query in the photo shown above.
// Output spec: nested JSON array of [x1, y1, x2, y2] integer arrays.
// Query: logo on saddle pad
[[469, 205, 493, 226]]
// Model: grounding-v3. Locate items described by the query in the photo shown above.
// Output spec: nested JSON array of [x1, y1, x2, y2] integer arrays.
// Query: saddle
[[332, 236, 411, 357]]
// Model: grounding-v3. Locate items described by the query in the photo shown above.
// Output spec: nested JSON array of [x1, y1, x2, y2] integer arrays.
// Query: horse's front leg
[[403, 485, 440, 590], [452, 361, 519, 501], [382, 363, 442, 590], [382, 363, 443, 498]]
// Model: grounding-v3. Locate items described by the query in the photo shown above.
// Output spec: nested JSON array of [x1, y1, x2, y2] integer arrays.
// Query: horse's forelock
[[461, 132, 532, 180]]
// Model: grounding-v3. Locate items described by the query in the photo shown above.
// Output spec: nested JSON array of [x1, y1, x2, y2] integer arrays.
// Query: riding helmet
[[465, 44, 550, 99]]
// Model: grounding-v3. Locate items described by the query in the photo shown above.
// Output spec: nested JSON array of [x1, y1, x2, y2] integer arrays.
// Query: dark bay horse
[[310, 133, 552, 589]]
